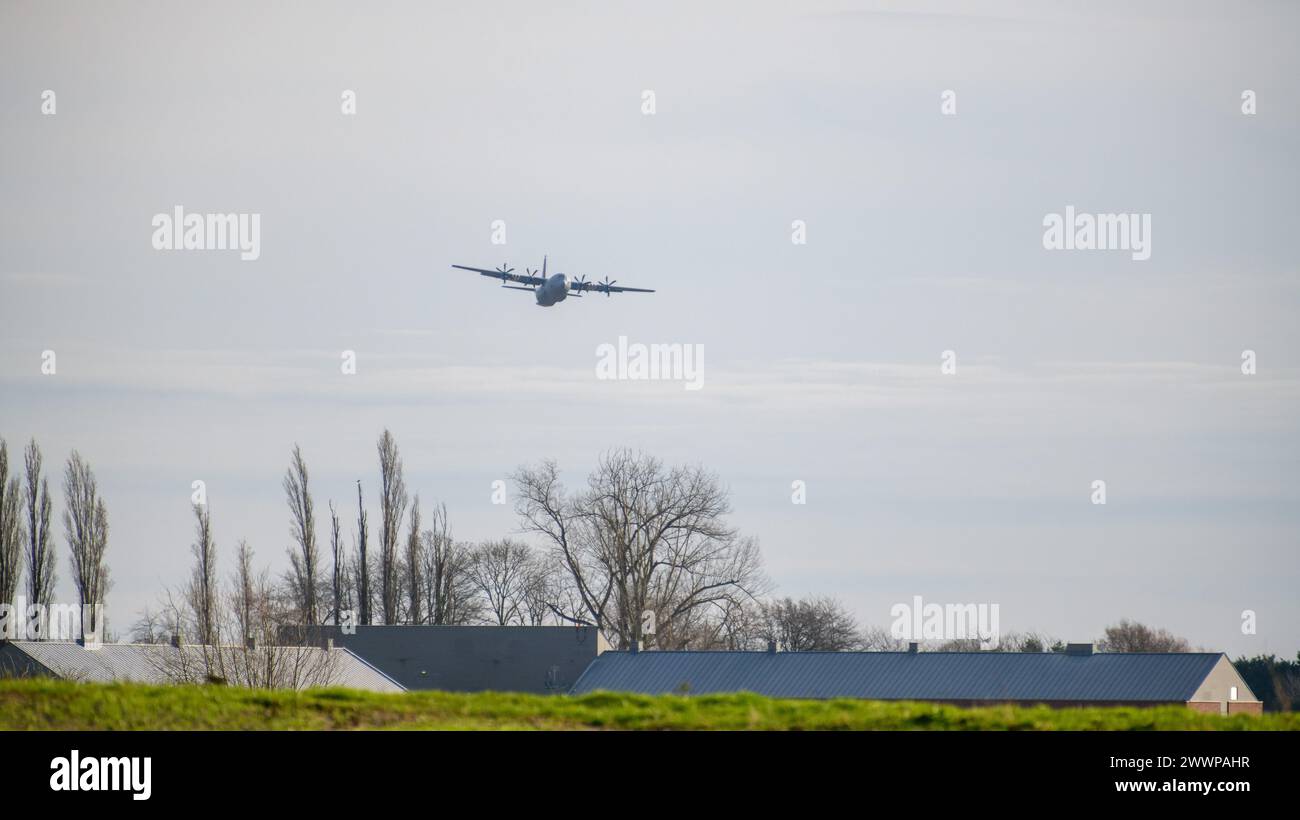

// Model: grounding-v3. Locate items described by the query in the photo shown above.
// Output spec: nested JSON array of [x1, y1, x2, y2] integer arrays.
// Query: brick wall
[[1186, 701, 1222, 714]]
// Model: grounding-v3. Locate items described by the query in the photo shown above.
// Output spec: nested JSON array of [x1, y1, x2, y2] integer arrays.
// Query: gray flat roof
[[283, 625, 606, 693], [569, 650, 1228, 703]]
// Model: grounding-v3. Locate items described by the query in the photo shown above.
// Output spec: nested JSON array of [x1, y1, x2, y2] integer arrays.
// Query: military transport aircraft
[[451, 256, 654, 307]]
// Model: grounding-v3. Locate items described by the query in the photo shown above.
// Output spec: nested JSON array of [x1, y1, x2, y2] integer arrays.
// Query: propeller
[[512, 267, 539, 290], [571, 275, 590, 291], [495, 263, 514, 275], [598, 276, 617, 296]]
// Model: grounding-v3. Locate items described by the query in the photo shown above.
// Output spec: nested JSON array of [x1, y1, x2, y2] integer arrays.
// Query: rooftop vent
[[767, 640, 777, 654], [907, 642, 919, 654], [1065, 642, 1094, 656], [170, 632, 184, 648]]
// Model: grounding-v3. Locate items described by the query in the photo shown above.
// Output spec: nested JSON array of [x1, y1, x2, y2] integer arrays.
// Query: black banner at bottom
[[6, 729, 1289, 807]]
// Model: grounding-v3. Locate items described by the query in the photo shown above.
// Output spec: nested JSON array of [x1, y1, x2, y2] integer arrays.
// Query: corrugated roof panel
[[569, 651, 1224, 703], [6, 642, 404, 692], [332, 647, 405, 693]]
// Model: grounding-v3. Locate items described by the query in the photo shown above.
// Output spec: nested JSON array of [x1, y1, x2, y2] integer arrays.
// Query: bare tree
[[131, 586, 187, 645], [758, 596, 861, 651], [214, 643, 343, 690], [186, 503, 219, 645], [860, 625, 908, 651], [350, 536, 368, 626], [420, 503, 479, 624], [468, 539, 537, 625], [23, 439, 56, 614], [138, 526, 344, 689], [512, 450, 768, 648], [1098, 619, 1191, 653], [328, 500, 345, 625], [699, 598, 766, 650], [146, 640, 343, 690], [228, 539, 273, 646], [62, 450, 110, 640], [932, 630, 1058, 653], [129, 605, 175, 644], [404, 496, 423, 624], [282, 444, 319, 625], [377, 429, 407, 625], [354, 480, 370, 625], [520, 553, 563, 626], [0, 438, 25, 605]]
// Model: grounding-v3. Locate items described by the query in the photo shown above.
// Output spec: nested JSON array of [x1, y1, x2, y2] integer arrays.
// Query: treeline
[[8, 430, 1294, 712], [137, 436, 774, 650], [137, 437, 912, 653], [0, 437, 110, 639], [1233, 654, 1300, 712]]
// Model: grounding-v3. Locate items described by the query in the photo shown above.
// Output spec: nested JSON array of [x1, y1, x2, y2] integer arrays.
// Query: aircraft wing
[[569, 279, 655, 295], [452, 264, 545, 287]]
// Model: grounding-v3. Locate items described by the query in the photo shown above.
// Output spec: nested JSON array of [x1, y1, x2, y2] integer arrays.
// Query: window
[[1229, 686, 1238, 701]]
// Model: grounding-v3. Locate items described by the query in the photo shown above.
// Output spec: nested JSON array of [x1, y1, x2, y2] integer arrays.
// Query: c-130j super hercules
[[452, 256, 654, 307]]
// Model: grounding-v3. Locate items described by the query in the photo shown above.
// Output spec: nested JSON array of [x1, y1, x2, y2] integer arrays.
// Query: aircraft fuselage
[[535, 273, 569, 307]]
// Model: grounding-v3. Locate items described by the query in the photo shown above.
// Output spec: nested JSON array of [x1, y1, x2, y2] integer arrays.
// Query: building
[[569, 643, 1263, 714], [0, 639, 404, 693], [282, 624, 609, 693]]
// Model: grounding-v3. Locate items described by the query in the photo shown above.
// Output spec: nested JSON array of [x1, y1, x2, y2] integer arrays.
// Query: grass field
[[2, 679, 1298, 730]]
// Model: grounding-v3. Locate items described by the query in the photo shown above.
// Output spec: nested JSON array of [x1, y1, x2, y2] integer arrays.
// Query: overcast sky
[[1, 0, 1297, 656]]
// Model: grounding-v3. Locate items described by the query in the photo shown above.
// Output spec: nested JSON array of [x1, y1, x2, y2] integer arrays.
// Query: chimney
[[766, 639, 777, 654], [1065, 642, 1094, 656], [627, 639, 638, 654], [907, 642, 919, 654], [321, 636, 334, 652], [245, 634, 257, 651], [170, 632, 184, 648]]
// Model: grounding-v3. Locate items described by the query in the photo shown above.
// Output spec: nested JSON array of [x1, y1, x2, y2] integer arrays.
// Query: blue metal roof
[[570, 650, 1226, 703]]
